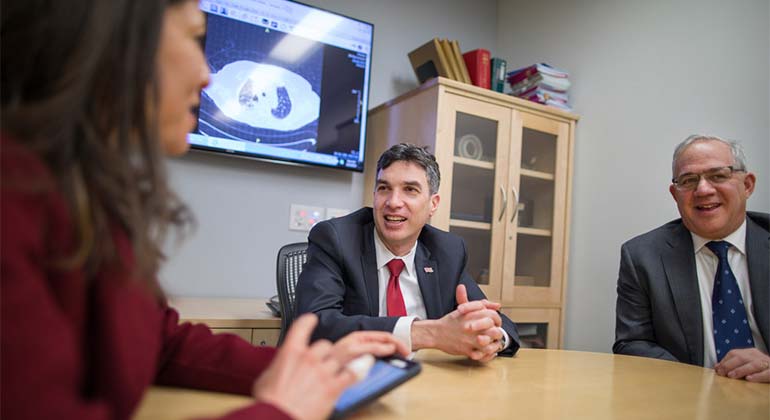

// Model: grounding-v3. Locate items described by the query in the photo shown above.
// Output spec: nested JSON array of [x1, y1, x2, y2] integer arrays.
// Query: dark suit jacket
[[613, 211, 770, 365], [295, 207, 520, 356]]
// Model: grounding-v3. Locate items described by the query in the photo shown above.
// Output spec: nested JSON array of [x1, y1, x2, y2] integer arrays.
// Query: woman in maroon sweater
[[0, 1, 407, 419]]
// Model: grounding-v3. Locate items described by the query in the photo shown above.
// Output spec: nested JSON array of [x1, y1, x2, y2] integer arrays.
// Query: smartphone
[[330, 357, 421, 419]]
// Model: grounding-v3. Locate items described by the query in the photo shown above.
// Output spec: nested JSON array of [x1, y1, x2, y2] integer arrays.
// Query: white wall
[[160, 0, 499, 297], [496, 0, 770, 352]]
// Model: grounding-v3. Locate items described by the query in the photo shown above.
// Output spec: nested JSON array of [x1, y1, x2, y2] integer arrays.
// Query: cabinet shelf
[[449, 219, 492, 230], [520, 168, 555, 181], [454, 156, 495, 170], [517, 226, 552, 237]]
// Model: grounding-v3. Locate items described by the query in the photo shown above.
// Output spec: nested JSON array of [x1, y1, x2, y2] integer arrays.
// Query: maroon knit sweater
[[1, 135, 291, 420]]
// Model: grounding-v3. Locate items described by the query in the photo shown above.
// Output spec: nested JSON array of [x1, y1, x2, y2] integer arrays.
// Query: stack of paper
[[506, 63, 572, 111]]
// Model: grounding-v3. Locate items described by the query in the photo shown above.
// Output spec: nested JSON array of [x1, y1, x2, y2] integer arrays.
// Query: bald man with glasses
[[614, 134, 769, 383]]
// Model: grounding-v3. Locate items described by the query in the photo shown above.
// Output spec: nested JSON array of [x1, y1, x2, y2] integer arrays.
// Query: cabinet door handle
[[510, 186, 520, 223], [498, 185, 507, 222]]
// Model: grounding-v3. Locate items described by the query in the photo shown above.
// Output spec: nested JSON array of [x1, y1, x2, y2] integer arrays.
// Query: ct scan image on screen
[[199, 14, 323, 149], [189, 0, 374, 172]]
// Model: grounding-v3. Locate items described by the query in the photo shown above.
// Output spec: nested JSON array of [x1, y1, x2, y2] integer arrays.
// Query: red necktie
[[386, 259, 407, 317]]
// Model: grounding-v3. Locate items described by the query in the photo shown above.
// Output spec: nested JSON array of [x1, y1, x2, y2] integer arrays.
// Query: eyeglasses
[[671, 166, 745, 191]]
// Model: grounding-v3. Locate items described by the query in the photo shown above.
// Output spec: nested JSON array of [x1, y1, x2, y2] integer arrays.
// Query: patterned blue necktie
[[706, 241, 754, 362]]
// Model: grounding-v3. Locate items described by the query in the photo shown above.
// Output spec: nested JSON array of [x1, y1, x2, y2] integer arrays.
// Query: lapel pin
[[423, 267, 433, 273]]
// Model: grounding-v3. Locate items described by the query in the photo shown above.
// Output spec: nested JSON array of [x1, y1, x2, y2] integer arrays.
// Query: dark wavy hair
[[1, 0, 193, 283], [376, 143, 441, 194]]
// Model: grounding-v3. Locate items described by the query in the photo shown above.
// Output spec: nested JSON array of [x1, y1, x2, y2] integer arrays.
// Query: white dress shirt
[[691, 219, 768, 368], [373, 228, 509, 352]]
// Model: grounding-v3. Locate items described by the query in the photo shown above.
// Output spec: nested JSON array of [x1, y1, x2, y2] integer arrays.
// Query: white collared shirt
[[373, 228, 509, 352], [691, 219, 768, 368], [373, 230, 425, 351]]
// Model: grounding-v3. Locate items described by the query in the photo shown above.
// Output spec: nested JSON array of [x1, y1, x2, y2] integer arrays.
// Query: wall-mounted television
[[190, 0, 374, 172]]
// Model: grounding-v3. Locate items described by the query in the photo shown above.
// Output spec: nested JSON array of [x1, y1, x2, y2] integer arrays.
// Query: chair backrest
[[276, 242, 308, 345]]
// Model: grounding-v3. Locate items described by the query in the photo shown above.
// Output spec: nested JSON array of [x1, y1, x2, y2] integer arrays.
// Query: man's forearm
[[410, 319, 439, 350], [311, 310, 398, 342], [613, 339, 678, 362]]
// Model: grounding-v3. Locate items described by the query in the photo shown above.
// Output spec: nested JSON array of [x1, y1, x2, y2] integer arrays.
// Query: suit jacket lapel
[[662, 224, 703, 365], [361, 225, 380, 316], [746, 217, 770, 346], [415, 242, 441, 319]]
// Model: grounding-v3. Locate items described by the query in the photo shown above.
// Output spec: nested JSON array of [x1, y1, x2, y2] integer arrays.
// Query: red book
[[506, 64, 539, 85], [462, 49, 490, 89]]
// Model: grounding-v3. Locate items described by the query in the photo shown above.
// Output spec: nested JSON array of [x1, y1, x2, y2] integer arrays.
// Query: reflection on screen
[[335, 361, 406, 412], [190, 0, 374, 172]]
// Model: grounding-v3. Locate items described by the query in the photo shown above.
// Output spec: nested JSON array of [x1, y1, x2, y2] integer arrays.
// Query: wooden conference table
[[135, 349, 769, 420]]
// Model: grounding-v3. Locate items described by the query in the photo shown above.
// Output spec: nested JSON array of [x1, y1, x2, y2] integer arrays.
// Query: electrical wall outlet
[[289, 204, 324, 231], [325, 208, 350, 220]]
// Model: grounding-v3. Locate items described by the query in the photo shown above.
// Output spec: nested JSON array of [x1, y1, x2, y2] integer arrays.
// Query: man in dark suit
[[614, 134, 769, 383], [296, 143, 519, 361]]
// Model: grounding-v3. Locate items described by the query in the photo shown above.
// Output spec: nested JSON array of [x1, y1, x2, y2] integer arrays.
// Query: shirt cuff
[[499, 327, 510, 351], [393, 316, 418, 352]]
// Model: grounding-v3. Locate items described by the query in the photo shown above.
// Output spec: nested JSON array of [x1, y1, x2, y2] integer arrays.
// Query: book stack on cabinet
[[507, 63, 572, 111], [364, 77, 579, 349], [409, 40, 509, 95]]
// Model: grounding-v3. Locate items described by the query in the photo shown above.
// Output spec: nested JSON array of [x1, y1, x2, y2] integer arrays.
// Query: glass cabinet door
[[502, 308, 561, 348], [503, 111, 570, 306], [432, 94, 511, 301]]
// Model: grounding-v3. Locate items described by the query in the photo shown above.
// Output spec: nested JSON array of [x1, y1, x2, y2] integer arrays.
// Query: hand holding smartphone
[[331, 357, 421, 419]]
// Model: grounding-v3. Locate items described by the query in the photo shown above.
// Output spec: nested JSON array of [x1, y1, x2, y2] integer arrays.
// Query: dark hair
[[1, 0, 193, 283], [376, 143, 441, 194]]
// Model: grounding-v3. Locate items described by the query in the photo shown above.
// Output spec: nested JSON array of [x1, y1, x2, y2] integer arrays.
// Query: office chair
[[275, 242, 308, 346]]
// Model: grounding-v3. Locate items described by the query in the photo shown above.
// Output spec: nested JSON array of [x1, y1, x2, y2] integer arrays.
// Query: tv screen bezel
[[190, 0, 375, 173]]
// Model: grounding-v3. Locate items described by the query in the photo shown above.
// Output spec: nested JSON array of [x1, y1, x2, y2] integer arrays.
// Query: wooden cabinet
[[364, 77, 578, 348], [169, 297, 282, 347], [210, 328, 253, 343], [251, 329, 282, 347]]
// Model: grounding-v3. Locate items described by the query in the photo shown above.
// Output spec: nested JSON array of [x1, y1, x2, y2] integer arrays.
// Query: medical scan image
[[205, 61, 320, 132], [197, 14, 324, 150]]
